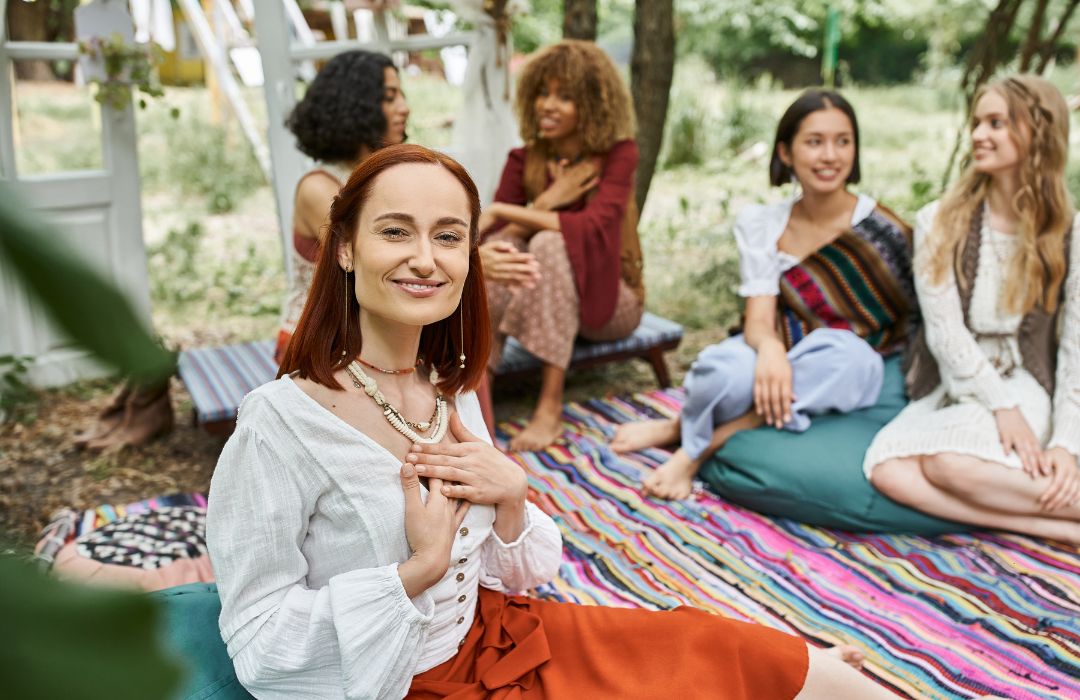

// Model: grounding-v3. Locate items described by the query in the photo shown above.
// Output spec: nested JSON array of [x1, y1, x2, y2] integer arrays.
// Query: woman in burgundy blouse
[[479, 40, 645, 451]]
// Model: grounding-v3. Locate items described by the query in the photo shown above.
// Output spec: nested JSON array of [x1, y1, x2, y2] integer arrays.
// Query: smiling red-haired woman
[[278, 146, 491, 395]]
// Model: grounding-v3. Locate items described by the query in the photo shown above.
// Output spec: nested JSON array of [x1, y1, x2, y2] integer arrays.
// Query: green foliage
[[675, 0, 1074, 86], [660, 67, 770, 170], [662, 94, 706, 167], [0, 184, 175, 385], [0, 556, 182, 700], [900, 162, 938, 214], [512, 0, 563, 53], [78, 34, 165, 111], [0, 192, 181, 697], [140, 116, 264, 214], [0, 355, 38, 424], [147, 222, 283, 323], [1068, 161, 1080, 204], [717, 81, 771, 153]]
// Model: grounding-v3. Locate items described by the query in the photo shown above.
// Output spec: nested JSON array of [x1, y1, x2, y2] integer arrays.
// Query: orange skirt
[[408, 587, 808, 700]]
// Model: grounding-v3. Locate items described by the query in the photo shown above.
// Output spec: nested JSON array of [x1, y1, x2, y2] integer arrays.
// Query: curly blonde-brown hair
[[514, 40, 636, 155], [926, 75, 1073, 315]]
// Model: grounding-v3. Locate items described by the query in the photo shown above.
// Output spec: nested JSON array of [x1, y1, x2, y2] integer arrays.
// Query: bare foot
[[509, 408, 564, 452], [610, 418, 679, 453], [641, 448, 698, 500], [825, 644, 865, 670]]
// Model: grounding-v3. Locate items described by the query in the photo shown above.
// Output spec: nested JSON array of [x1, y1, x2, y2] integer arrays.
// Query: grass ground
[[3, 63, 1079, 544]]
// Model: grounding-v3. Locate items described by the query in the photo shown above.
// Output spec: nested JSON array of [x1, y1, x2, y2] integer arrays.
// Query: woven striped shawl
[[778, 209, 916, 354]]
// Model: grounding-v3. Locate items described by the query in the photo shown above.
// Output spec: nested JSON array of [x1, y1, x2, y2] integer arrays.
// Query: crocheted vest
[[905, 207, 1070, 400]]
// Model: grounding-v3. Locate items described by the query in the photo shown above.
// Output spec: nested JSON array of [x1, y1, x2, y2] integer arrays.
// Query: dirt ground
[[0, 328, 719, 551]]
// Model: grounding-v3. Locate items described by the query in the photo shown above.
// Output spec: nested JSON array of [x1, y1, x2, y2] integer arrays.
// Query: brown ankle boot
[[86, 382, 174, 452], [73, 382, 132, 448]]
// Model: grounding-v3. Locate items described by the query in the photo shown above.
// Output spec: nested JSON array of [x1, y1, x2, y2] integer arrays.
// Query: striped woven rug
[[500, 390, 1080, 700]]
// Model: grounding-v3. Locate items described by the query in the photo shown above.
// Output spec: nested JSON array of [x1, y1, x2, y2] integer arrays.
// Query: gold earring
[[458, 305, 466, 369], [341, 265, 351, 358]]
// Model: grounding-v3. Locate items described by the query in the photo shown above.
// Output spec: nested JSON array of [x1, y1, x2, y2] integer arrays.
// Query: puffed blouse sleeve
[[912, 201, 1016, 411], [480, 502, 563, 593], [206, 408, 433, 700], [1049, 214, 1080, 458], [453, 393, 564, 593], [733, 204, 782, 298]]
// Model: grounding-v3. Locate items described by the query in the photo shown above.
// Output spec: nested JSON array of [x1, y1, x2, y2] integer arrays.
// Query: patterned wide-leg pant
[[486, 230, 643, 370]]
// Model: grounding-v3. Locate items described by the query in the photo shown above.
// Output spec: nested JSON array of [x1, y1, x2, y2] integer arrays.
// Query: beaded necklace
[[345, 361, 448, 444]]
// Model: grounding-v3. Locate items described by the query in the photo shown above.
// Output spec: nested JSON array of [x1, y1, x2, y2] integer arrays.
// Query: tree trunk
[[1035, 0, 1080, 72], [941, 0, 1023, 188], [1018, 0, 1050, 71], [562, 0, 597, 41], [7, 0, 55, 80], [630, 0, 674, 214]]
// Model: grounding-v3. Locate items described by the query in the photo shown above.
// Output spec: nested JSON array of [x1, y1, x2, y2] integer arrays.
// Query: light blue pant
[[680, 328, 884, 459]]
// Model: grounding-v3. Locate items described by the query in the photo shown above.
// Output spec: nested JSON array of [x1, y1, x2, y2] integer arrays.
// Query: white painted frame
[[0, 0, 152, 387]]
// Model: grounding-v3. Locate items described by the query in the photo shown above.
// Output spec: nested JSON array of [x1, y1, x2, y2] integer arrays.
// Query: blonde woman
[[479, 40, 645, 451], [866, 75, 1080, 543]]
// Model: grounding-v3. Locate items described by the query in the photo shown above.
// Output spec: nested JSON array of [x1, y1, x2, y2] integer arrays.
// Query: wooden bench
[[178, 312, 684, 434]]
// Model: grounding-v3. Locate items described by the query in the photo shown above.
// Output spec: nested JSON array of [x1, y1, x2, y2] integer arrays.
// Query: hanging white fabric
[[446, 1, 525, 205], [129, 0, 176, 52]]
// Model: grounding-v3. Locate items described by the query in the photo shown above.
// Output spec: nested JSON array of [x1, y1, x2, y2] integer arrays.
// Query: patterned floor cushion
[[52, 506, 213, 591]]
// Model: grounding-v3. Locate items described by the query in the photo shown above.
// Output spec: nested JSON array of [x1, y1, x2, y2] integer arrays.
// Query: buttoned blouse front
[[206, 377, 564, 700]]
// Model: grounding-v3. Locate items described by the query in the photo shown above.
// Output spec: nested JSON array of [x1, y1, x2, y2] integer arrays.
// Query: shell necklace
[[345, 360, 448, 444]]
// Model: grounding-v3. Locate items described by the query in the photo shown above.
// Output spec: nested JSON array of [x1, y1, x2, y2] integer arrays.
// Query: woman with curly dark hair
[[479, 40, 644, 451], [275, 49, 410, 363]]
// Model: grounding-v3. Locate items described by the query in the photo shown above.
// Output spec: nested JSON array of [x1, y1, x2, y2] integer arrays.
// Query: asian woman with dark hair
[[612, 89, 918, 501]]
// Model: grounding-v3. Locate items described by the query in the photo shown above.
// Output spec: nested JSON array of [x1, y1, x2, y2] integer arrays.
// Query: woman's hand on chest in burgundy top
[[534, 158, 602, 211]]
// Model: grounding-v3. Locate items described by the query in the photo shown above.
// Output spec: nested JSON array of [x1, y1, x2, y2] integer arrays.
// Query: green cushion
[[699, 356, 969, 534], [149, 584, 253, 700]]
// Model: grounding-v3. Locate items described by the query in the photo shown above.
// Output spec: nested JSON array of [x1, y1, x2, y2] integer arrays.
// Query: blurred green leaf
[[0, 183, 175, 384], [0, 556, 182, 700]]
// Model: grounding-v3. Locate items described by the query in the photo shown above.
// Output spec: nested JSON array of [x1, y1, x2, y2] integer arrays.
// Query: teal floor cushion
[[698, 356, 969, 534], [149, 583, 253, 700]]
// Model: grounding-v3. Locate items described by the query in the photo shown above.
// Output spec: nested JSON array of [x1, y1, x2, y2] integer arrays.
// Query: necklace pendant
[[347, 359, 448, 446]]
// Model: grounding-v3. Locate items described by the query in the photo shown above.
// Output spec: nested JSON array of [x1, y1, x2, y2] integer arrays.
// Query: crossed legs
[[870, 453, 1080, 544], [613, 329, 882, 500]]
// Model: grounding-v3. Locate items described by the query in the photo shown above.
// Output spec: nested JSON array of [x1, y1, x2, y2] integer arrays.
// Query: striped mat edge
[[501, 389, 1080, 700]]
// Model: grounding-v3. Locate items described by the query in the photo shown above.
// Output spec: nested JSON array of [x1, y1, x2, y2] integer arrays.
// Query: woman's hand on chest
[[406, 413, 528, 507]]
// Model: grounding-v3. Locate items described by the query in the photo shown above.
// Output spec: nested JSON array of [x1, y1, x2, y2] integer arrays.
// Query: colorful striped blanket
[[509, 390, 1080, 700], [37, 394, 1079, 699]]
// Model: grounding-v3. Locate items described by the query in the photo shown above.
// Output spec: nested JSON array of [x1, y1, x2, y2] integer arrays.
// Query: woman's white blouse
[[206, 378, 564, 700], [733, 193, 877, 297]]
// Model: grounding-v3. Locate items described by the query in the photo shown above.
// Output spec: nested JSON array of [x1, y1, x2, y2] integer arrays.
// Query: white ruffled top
[[206, 378, 564, 700], [733, 192, 877, 297]]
